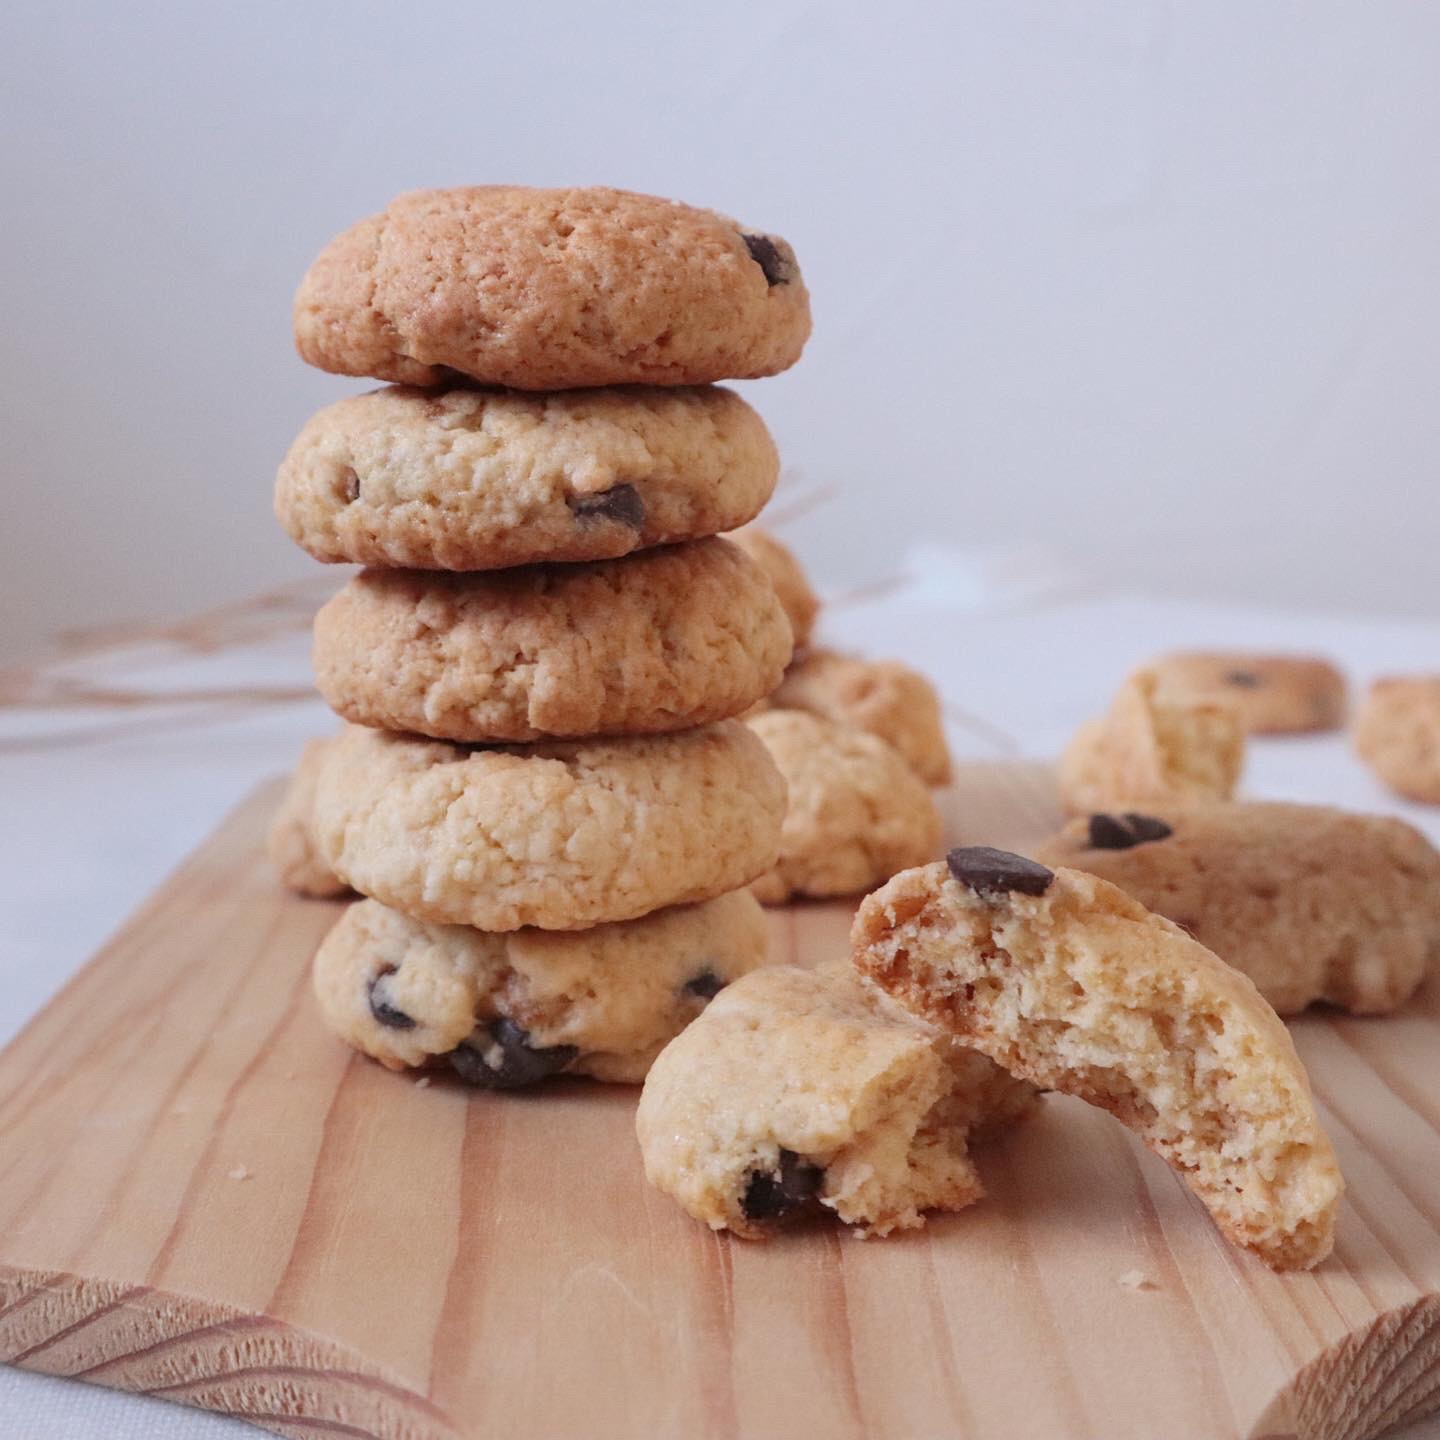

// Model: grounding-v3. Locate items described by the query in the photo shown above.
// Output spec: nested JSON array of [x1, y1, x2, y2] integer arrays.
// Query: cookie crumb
[[227, 1165, 251, 1182], [1118, 1269, 1155, 1290]]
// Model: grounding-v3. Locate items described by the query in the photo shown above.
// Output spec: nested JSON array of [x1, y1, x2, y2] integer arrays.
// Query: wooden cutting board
[[1, 767, 1438, 1440]]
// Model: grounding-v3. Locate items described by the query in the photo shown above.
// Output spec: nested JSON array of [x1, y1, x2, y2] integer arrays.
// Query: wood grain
[[1, 767, 1438, 1440]]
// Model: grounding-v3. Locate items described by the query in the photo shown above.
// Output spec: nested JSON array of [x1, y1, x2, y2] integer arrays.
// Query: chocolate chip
[[946, 846, 1053, 898], [367, 967, 416, 1030], [1086, 813, 1173, 850], [567, 484, 646, 530], [1225, 669, 1261, 688], [339, 467, 360, 504], [683, 969, 726, 1001], [741, 233, 794, 287], [741, 1149, 823, 1223], [446, 1018, 577, 1090]]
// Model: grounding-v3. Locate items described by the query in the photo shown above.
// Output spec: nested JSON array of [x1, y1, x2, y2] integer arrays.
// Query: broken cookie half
[[852, 847, 1344, 1270], [636, 962, 1037, 1238]]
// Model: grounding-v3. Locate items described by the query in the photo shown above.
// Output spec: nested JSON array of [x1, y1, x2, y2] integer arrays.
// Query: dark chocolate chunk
[[446, 1017, 577, 1090], [683, 969, 726, 1001], [946, 846, 1053, 898], [1225, 669, 1261, 688], [1087, 812, 1173, 851], [741, 1148, 824, 1223], [339, 466, 360, 504], [567, 483, 646, 530], [367, 967, 416, 1030], [741, 233, 794, 287]]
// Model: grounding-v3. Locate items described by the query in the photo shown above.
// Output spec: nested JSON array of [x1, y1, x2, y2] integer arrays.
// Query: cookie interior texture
[[852, 854, 1343, 1270], [636, 964, 1037, 1237]]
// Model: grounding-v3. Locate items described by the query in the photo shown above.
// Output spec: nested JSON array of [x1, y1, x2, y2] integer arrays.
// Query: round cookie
[[1146, 651, 1346, 734], [314, 890, 768, 1087], [773, 649, 952, 785], [313, 540, 792, 743], [746, 710, 941, 904], [312, 721, 785, 931], [266, 737, 349, 899], [728, 526, 819, 649], [294, 186, 811, 390], [1355, 676, 1440, 804], [854, 850, 1344, 1270], [1035, 803, 1440, 1015], [276, 385, 778, 571], [637, 963, 1037, 1237], [1059, 670, 1245, 814]]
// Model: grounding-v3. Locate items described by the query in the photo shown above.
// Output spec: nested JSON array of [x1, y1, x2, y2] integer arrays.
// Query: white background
[[2, 0, 1439, 664]]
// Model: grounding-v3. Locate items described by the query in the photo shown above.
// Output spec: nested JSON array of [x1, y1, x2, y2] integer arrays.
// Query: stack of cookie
[[272, 185, 812, 1088]]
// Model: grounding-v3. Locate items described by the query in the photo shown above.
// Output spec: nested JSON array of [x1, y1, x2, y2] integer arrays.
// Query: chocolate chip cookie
[[294, 186, 811, 390], [313, 540, 791, 743], [728, 526, 819, 649], [853, 849, 1344, 1269], [276, 384, 777, 571], [267, 737, 349, 898], [1356, 676, 1440, 804], [636, 963, 1038, 1237], [1146, 651, 1346, 734]]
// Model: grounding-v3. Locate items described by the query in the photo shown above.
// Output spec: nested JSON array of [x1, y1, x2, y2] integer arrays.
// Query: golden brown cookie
[[312, 722, 785, 931], [276, 385, 778, 571], [1036, 803, 1440, 1015], [312, 540, 792, 743], [266, 737, 349, 898], [853, 849, 1344, 1270], [294, 186, 811, 390], [1355, 676, 1440, 804], [728, 526, 819, 649], [1146, 651, 1346, 734]]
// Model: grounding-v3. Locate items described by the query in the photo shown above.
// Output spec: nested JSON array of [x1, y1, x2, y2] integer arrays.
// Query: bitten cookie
[[314, 891, 767, 1087], [1146, 651, 1346, 734], [312, 722, 785, 931], [1356, 677, 1440, 804], [313, 540, 792, 743], [746, 710, 941, 904], [266, 737, 349, 898], [1036, 804, 1440, 1015], [276, 385, 778, 571], [773, 649, 952, 785], [853, 849, 1344, 1270], [1059, 670, 1244, 814], [636, 963, 1037, 1237], [728, 526, 819, 649], [294, 186, 811, 390]]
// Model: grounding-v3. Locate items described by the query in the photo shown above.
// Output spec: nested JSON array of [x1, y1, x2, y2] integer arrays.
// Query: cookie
[[266, 737, 349, 898], [1355, 676, 1440, 804], [312, 721, 785, 931], [772, 649, 952, 785], [746, 710, 941, 904], [276, 385, 778, 572], [1036, 803, 1440, 1015], [1059, 670, 1244, 814], [313, 540, 792, 743], [636, 963, 1038, 1237], [314, 890, 767, 1087], [853, 850, 1344, 1269], [1146, 651, 1346, 734], [728, 526, 819, 649], [294, 186, 811, 390]]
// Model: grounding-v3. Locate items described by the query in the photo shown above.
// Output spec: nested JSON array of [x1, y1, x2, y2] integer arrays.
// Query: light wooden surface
[[1, 767, 1438, 1440]]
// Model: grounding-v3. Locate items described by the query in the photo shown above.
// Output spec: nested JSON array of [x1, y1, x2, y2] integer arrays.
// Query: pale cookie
[[773, 649, 952, 785], [853, 849, 1343, 1269], [1059, 670, 1244, 814], [314, 890, 767, 1087], [1036, 804, 1440, 1015], [636, 963, 1037, 1237], [746, 710, 941, 904], [1356, 676, 1440, 804], [313, 540, 792, 743], [1147, 651, 1346, 734], [728, 526, 819, 649], [276, 385, 778, 571], [266, 737, 349, 898], [313, 721, 785, 931], [294, 186, 811, 390]]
